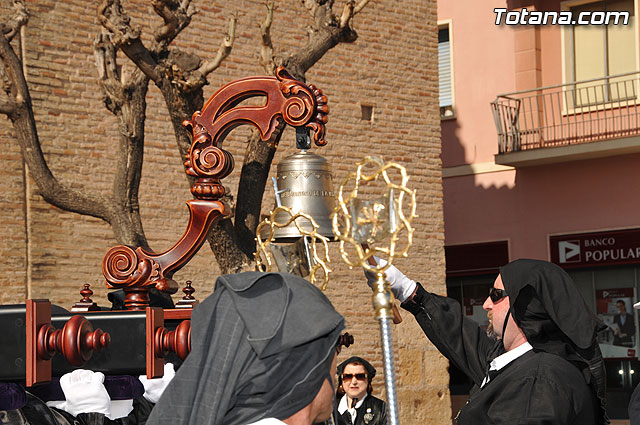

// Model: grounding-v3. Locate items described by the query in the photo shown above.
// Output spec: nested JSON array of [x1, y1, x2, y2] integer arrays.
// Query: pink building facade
[[439, 0, 640, 420]]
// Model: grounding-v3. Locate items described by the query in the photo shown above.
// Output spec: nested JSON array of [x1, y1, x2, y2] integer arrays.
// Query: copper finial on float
[[175, 280, 198, 309], [71, 284, 100, 312]]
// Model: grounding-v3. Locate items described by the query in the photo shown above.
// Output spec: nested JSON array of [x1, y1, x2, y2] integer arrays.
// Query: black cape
[[402, 259, 605, 425]]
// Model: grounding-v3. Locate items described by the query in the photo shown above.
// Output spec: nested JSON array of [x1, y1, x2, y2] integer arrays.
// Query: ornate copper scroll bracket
[[103, 200, 227, 309], [182, 67, 329, 199], [26, 300, 111, 386], [103, 67, 328, 310]]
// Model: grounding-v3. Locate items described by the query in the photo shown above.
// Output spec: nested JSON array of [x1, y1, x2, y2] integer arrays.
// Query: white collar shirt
[[480, 341, 533, 388], [337, 393, 368, 423]]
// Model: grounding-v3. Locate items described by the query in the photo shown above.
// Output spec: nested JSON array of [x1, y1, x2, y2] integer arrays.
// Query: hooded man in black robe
[[367, 258, 607, 425], [146, 272, 345, 425]]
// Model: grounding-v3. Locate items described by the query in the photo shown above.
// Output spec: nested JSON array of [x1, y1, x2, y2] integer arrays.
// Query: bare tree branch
[[0, 27, 111, 221], [94, 32, 122, 115], [340, 0, 371, 27], [94, 32, 151, 248], [152, 0, 179, 42], [259, 0, 276, 74], [151, 0, 197, 47], [276, 0, 370, 80], [339, 0, 355, 28], [0, 36, 18, 102], [97, 0, 139, 46], [233, 128, 282, 257], [1, 0, 28, 42], [0, 0, 160, 248], [301, 0, 319, 19], [258, 0, 374, 81], [354, 0, 373, 15], [98, 0, 162, 83], [206, 218, 249, 275], [98, 0, 235, 157], [197, 15, 237, 77]]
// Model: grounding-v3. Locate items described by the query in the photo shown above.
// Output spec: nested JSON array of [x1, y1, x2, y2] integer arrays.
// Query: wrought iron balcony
[[491, 71, 640, 165]]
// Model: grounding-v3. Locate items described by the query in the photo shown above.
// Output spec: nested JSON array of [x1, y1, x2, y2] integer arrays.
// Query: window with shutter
[[438, 24, 455, 119]]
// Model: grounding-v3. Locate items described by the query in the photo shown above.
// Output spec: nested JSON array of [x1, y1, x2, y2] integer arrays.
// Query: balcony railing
[[491, 71, 640, 154]]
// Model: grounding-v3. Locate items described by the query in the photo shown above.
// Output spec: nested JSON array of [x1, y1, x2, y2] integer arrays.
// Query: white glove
[[364, 257, 417, 303], [139, 362, 176, 404], [58, 369, 111, 417]]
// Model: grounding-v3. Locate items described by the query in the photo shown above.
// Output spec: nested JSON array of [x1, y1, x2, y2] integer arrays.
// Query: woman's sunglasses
[[342, 373, 367, 381], [488, 287, 508, 303]]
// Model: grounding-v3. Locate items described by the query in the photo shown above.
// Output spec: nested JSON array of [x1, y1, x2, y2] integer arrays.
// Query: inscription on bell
[[281, 190, 335, 198]]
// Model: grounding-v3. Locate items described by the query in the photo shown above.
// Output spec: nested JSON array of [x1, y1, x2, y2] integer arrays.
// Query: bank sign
[[550, 229, 640, 268]]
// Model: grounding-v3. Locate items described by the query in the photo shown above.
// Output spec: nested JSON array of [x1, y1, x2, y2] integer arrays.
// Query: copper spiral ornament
[[192, 145, 234, 178], [282, 95, 314, 127], [103, 245, 155, 288]]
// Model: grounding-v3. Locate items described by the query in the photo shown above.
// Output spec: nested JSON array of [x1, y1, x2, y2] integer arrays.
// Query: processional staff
[[332, 157, 417, 425]]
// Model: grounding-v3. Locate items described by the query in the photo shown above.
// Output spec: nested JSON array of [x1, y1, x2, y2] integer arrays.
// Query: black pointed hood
[[500, 258, 605, 349]]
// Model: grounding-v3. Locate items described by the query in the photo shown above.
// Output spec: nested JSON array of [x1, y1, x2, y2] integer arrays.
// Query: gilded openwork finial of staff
[[332, 156, 416, 281]]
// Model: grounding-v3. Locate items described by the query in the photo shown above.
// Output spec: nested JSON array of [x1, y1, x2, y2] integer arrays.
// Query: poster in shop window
[[596, 288, 637, 358], [463, 295, 489, 328]]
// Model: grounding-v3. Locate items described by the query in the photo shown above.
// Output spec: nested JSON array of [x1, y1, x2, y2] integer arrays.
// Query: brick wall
[[0, 0, 448, 422]]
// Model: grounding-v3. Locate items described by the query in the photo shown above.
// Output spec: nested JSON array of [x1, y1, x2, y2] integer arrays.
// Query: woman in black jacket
[[335, 357, 387, 425]]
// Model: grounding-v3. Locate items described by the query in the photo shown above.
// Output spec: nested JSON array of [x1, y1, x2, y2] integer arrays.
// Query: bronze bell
[[271, 150, 336, 241]]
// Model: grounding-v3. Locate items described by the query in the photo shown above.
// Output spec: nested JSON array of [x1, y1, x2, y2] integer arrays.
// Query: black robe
[[0, 392, 116, 425], [0, 392, 153, 425], [336, 395, 387, 425], [401, 283, 599, 425]]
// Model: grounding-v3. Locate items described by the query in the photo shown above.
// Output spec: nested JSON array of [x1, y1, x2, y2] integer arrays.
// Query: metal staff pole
[[374, 274, 400, 425], [331, 156, 417, 425]]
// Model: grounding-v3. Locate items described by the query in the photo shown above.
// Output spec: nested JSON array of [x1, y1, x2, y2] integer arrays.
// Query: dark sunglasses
[[342, 373, 367, 381], [488, 287, 508, 303]]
